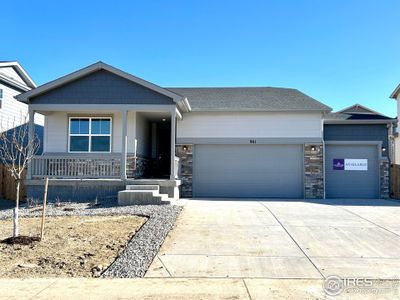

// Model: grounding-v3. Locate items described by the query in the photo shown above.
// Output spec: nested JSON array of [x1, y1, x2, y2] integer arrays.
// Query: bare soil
[[0, 215, 147, 278]]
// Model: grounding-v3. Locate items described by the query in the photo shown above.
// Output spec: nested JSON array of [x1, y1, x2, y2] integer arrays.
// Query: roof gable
[[17, 62, 190, 110], [0, 61, 36, 91], [337, 104, 389, 117], [390, 84, 400, 99], [325, 104, 394, 123], [27, 69, 176, 105]]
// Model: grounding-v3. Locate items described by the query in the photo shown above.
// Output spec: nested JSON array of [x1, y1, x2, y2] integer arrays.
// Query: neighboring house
[[390, 85, 400, 164], [0, 61, 44, 153], [16, 62, 394, 202]]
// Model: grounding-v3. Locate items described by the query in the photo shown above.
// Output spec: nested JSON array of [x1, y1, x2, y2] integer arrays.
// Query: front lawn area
[[0, 215, 147, 278]]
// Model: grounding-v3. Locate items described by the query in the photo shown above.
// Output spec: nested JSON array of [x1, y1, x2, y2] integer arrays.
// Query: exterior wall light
[[183, 146, 187, 151], [382, 147, 387, 152], [311, 146, 316, 151]]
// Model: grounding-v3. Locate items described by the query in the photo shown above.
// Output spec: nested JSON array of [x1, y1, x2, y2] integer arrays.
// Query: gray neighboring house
[[15, 62, 394, 203]]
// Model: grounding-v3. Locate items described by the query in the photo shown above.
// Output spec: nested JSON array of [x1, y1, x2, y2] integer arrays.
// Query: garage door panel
[[194, 144, 303, 198], [325, 145, 378, 199]]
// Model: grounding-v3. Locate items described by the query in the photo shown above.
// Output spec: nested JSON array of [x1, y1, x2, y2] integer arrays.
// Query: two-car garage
[[193, 144, 304, 198], [191, 143, 381, 199]]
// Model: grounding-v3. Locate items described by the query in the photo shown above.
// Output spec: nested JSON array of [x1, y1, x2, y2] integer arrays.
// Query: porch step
[[118, 185, 170, 206], [126, 185, 159, 191]]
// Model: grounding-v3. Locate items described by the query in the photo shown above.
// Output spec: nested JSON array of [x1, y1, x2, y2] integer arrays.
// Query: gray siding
[[30, 70, 175, 105], [324, 124, 389, 157]]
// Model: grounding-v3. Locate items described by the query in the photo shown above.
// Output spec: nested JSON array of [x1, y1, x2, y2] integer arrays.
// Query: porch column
[[121, 110, 128, 180], [27, 109, 35, 180], [170, 109, 176, 180]]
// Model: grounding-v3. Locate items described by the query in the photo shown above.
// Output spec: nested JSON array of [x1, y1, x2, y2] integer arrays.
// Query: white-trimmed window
[[69, 117, 112, 152]]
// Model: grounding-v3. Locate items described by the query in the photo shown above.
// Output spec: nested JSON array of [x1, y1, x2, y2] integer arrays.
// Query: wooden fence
[[391, 164, 400, 199], [0, 163, 26, 201]]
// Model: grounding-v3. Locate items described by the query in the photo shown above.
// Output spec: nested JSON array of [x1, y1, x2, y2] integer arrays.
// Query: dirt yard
[[0, 215, 147, 278]]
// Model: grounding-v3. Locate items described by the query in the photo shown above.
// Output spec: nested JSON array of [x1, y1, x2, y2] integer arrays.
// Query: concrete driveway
[[146, 199, 400, 279]]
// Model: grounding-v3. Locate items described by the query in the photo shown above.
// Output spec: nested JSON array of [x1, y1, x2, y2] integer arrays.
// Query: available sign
[[333, 159, 368, 171]]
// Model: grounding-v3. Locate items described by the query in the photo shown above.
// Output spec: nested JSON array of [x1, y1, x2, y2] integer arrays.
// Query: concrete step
[[126, 185, 159, 191], [118, 189, 170, 206]]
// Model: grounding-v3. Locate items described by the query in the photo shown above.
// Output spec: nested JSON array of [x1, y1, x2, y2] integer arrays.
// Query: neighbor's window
[[69, 117, 111, 152]]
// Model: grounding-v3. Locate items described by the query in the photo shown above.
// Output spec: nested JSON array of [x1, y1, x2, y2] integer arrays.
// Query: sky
[[2, 0, 399, 116]]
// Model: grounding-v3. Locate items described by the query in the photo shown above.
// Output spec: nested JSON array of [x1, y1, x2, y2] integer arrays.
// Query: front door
[[151, 121, 171, 178]]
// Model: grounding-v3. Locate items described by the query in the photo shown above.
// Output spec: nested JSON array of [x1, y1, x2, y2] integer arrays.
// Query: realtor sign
[[333, 159, 368, 171]]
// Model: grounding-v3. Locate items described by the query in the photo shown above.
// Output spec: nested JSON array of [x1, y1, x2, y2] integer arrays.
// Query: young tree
[[0, 115, 40, 237]]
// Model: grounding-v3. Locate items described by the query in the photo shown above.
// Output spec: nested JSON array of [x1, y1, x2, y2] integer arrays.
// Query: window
[[69, 117, 111, 152]]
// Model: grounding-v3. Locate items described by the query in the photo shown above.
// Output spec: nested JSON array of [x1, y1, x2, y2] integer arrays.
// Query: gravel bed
[[0, 199, 182, 278]]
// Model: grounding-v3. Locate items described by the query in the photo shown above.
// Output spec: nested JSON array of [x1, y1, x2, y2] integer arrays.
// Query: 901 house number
[[250, 139, 257, 144]]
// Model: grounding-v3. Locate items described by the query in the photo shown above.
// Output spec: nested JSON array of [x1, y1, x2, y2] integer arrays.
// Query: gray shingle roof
[[166, 87, 332, 112], [326, 112, 393, 121]]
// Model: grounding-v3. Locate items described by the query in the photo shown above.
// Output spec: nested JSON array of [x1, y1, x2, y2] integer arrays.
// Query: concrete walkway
[[2, 199, 400, 299], [147, 199, 400, 279], [1, 277, 398, 299]]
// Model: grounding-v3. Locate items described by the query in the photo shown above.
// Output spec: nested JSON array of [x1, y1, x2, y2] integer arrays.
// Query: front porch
[[27, 107, 180, 181], [26, 107, 182, 202], [18, 62, 191, 203]]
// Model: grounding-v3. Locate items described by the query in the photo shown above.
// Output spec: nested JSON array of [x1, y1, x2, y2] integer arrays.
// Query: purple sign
[[333, 159, 344, 170]]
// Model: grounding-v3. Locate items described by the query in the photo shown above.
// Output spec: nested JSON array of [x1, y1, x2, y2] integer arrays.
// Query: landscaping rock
[[0, 199, 182, 278]]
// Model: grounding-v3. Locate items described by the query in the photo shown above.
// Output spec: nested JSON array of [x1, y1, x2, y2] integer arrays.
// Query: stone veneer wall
[[126, 155, 150, 179], [175, 144, 193, 198], [304, 144, 324, 199], [380, 159, 390, 199]]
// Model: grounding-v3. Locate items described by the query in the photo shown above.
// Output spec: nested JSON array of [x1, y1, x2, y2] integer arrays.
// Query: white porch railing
[[31, 155, 122, 179]]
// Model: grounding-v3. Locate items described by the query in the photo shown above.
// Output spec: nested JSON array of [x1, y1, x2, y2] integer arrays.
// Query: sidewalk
[[2, 277, 399, 299], [1, 278, 326, 299]]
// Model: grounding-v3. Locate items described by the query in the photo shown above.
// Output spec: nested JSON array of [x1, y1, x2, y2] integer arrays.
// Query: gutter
[[0, 75, 31, 93], [324, 119, 397, 125]]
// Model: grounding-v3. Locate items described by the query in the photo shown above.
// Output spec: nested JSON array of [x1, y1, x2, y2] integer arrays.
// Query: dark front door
[[151, 121, 171, 178]]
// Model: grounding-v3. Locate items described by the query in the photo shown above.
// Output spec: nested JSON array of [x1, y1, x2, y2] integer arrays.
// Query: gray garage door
[[193, 144, 303, 198], [325, 144, 379, 198]]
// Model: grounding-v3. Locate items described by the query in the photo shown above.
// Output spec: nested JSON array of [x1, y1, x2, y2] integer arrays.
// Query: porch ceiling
[[138, 111, 171, 122]]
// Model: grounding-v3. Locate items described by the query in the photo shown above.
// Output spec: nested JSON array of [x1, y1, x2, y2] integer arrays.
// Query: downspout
[[323, 139, 326, 199], [322, 113, 326, 199], [388, 122, 394, 164]]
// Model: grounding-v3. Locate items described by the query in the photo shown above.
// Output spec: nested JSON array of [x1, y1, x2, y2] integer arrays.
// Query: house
[[390, 85, 400, 164], [0, 61, 44, 153], [16, 62, 394, 203]]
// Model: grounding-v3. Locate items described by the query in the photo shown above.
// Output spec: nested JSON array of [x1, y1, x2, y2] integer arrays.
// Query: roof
[[390, 84, 400, 99], [337, 104, 390, 117], [324, 104, 395, 124], [167, 87, 332, 112], [17, 61, 191, 112], [0, 61, 36, 90]]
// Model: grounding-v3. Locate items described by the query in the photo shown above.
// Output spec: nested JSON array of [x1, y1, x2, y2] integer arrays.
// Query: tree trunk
[[13, 180, 20, 237]]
